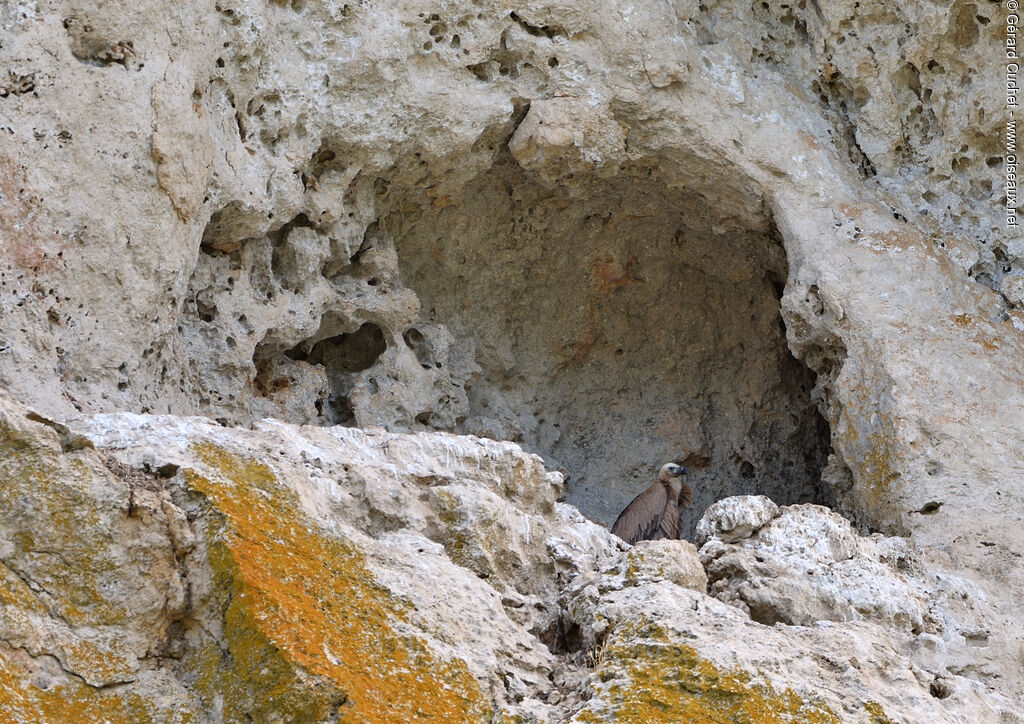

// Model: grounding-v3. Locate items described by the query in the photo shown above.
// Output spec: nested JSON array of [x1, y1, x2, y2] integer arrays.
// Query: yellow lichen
[[858, 430, 900, 506], [0, 651, 195, 724], [0, 565, 48, 615], [575, 620, 840, 723], [184, 441, 489, 723], [0, 433, 126, 628], [61, 640, 136, 685], [431, 488, 498, 582], [863, 700, 895, 723], [835, 384, 903, 527]]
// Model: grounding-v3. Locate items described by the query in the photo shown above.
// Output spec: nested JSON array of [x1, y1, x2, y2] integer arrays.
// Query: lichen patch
[[184, 441, 489, 722], [574, 619, 842, 723]]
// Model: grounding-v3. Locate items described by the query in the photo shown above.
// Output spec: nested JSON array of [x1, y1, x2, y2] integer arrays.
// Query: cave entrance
[[388, 154, 832, 537]]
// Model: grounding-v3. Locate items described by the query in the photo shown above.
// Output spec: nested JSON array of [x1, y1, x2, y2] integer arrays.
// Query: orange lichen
[[184, 442, 489, 723], [0, 564, 48, 615], [574, 620, 842, 723]]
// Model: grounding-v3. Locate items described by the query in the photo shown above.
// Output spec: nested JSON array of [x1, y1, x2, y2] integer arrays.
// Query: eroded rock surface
[[2, 393, 1021, 721], [2, 0, 1019, 558], [0, 393, 595, 720], [694, 494, 781, 545], [701, 499, 931, 629], [565, 497, 1022, 722], [696, 495, 1016, 715], [1, 0, 1021, 719]]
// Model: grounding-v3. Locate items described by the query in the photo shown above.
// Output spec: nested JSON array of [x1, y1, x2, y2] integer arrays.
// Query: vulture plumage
[[610, 463, 692, 544]]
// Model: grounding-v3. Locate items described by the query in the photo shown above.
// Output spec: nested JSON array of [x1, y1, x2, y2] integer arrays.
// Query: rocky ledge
[[0, 392, 1018, 722]]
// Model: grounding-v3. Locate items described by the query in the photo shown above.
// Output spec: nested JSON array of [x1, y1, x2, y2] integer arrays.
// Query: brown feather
[[659, 495, 680, 539], [678, 479, 693, 509], [610, 481, 668, 545]]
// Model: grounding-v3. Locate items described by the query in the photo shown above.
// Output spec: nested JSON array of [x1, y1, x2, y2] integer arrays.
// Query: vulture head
[[658, 463, 692, 507]]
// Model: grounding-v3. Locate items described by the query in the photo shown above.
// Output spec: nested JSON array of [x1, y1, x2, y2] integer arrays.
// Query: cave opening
[[384, 153, 834, 536]]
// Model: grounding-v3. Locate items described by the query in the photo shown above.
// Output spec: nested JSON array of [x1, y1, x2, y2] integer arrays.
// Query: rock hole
[[285, 323, 387, 425], [929, 679, 952, 699], [286, 322, 386, 373], [403, 327, 434, 367], [155, 463, 180, 478], [200, 201, 266, 254], [196, 299, 217, 323], [326, 395, 355, 425], [467, 61, 494, 82]]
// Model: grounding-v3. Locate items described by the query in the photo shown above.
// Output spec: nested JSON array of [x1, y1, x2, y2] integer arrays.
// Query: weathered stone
[[619, 540, 707, 594], [508, 97, 626, 185], [71, 407, 607, 720], [0, 0, 1021, 718], [0, 395, 197, 718], [700, 502, 930, 629], [1000, 275, 1024, 309], [0, 393, 1018, 720], [566, 582, 1019, 724], [694, 494, 780, 545]]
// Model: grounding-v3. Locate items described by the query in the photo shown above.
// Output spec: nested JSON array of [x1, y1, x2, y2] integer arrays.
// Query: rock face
[[1, 399, 1020, 721], [0, 392, 600, 721], [697, 497, 1017, 711], [1, 0, 1021, 720], [2, 0, 1016, 544]]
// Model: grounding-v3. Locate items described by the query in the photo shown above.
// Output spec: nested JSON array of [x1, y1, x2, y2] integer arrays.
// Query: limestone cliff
[[0, 0, 1020, 720]]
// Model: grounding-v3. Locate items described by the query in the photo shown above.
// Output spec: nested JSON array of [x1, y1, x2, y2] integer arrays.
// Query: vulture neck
[[661, 476, 683, 498]]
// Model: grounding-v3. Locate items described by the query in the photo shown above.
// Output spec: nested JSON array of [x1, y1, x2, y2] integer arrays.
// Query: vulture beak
[[672, 465, 688, 476]]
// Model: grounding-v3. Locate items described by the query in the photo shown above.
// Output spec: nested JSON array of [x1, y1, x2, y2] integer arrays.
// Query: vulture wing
[[660, 497, 680, 540], [610, 482, 668, 544]]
